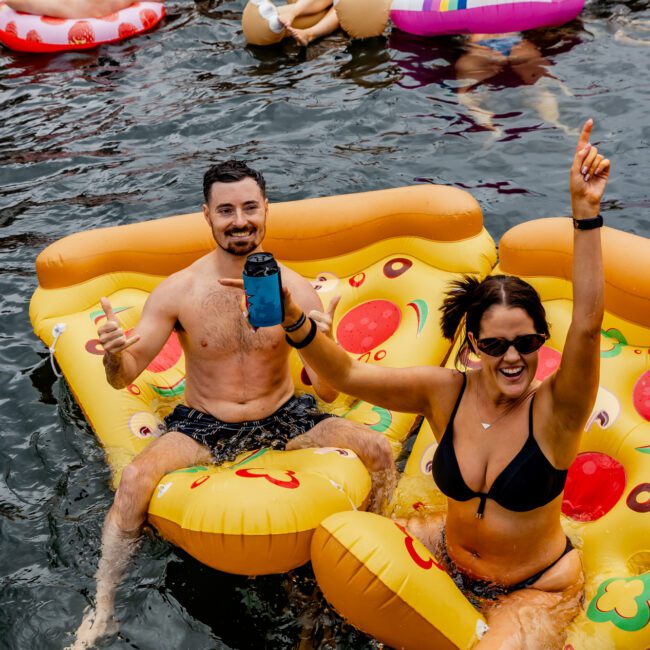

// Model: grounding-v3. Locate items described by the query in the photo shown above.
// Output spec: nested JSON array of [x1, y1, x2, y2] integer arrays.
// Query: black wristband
[[285, 318, 317, 349], [573, 214, 603, 230], [283, 312, 306, 332]]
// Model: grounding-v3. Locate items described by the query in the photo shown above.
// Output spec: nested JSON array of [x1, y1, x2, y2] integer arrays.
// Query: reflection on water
[[2, 0, 650, 647]]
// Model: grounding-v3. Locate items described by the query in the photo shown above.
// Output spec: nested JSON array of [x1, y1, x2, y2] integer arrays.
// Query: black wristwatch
[[573, 214, 603, 230]]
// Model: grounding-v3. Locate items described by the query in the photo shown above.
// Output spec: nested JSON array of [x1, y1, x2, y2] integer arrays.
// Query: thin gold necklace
[[474, 372, 531, 429]]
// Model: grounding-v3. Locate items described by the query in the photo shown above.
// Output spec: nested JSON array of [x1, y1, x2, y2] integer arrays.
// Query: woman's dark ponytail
[[440, 275, 481, 341], [439, 274, 550, 368]]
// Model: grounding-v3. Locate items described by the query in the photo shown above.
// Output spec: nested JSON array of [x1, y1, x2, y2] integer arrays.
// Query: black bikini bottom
[[437, 528, 574, 609]]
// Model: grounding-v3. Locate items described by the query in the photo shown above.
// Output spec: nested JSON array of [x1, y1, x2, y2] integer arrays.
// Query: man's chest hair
[[180, 285, 282, 354]]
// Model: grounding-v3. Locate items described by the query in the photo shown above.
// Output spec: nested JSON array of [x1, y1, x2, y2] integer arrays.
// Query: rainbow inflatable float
[[0, 1, 164, 53], [388, 0, 586, 38], [243, 0, 585, 45], [30, 184, 496, 575], [311, 218, 650, 649]]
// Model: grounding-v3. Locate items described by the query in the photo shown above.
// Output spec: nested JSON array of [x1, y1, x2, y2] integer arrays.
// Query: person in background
[[278, 119, 609, 648], [277, 0, 339, 46], [456, 32, 575, 137], [612, 12, 650, 47]]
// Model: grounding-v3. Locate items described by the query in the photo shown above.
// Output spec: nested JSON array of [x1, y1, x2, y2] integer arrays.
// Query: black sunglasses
[[476, 333, 547, 357]]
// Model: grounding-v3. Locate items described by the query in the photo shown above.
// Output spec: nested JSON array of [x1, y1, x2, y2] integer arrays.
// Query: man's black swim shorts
[[164, 394, 334, 464]]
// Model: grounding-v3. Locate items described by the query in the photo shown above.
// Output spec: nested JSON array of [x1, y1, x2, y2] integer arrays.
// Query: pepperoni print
[[140, 8, 158, 29], [68, 21, 96, 45], [336, 300, 401, 354], [118, 22, 138, 39], [146, 331, 183, 373], [632, 370, 650, 421], [562, 452, 626, 522], [535, 346, 561, 381]]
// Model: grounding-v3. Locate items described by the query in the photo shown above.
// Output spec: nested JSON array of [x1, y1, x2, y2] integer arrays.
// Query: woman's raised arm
[[282, 291, 449, 419], [550, 119, 610, 433]]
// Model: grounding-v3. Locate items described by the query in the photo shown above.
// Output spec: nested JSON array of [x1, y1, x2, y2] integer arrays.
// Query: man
[[69, 160, 393, 649], [5, 0, 137, 18]]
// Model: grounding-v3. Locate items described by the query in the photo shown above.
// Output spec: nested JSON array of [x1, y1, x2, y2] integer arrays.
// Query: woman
[[280, 119, 610, 648]]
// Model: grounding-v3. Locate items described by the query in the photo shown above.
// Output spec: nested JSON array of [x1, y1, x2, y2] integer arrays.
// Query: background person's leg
[[284, 7, 339, 46]]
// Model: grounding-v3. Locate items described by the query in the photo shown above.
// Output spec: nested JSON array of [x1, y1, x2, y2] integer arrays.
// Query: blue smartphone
[[242, 252, 284, 328]]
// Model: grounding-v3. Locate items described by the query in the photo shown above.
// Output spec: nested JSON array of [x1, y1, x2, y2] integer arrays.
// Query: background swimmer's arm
[[550, 119, 609, 439], [5, 0, 136, 19], [98, 275, 180, 390]]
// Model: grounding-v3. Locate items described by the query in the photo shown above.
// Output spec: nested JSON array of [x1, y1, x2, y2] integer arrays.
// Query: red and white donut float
[[0, 1, 165, 53]]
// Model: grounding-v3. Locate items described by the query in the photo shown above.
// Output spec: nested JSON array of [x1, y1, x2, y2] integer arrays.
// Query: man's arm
[[5, 0, 135, 19], [98, 275, 181, 389]]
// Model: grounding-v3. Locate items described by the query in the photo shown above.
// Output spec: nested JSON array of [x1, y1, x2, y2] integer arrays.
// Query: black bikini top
[[431, 373, 568, 519]]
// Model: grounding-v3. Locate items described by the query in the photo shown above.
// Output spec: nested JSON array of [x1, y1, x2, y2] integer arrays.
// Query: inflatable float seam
[[270, 212, 483, 244], [36, 250, 210, 284], [34, 235, 496, 290], [323, 522, 435, 617], [499, 263, 650, 329], [34, 272, 167, 294]]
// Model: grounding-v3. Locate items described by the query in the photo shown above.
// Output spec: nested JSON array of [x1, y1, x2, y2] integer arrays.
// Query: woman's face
[[469, 304, 541, 399]]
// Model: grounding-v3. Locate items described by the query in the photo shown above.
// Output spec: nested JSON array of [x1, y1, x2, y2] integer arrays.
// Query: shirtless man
[[69, 160, 393, 649], [5, 0, 136, 19]]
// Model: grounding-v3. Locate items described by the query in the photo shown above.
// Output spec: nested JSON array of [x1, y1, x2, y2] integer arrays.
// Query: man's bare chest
[[178, 285, 282, 355]]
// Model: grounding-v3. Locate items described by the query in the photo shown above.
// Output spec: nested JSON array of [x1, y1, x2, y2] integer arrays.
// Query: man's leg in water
[[285, 417, 395, 513], [69, 432, 212, 650]]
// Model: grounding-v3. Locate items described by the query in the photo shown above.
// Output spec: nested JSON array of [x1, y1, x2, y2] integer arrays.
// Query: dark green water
[[2, 1, 650, 648]]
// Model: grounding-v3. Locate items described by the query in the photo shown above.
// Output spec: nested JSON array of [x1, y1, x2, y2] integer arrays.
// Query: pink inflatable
[[390, 0, 585, 37], [0, 1, 165, 53]]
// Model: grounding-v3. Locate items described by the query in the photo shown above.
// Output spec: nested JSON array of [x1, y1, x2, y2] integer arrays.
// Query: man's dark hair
[[202, 160, 267, 204]]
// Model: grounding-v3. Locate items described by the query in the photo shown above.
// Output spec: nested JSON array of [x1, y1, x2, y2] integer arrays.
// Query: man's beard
[[216, 231, 260, 256]]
